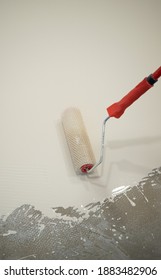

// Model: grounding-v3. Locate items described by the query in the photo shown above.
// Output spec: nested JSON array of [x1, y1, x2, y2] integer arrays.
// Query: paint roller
[[62, 66, 161, 174]]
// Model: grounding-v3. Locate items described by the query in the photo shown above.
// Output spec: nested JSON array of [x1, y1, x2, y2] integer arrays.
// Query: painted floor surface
[[0, 0, 161, 259], [1, 0, 161, 217], [1, 167, 161, 259]]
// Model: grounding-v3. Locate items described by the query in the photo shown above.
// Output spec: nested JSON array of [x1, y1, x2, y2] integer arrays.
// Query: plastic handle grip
[[107, 66, 161, 118]]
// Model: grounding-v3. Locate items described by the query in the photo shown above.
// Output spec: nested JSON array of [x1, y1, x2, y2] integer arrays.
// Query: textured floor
[[0, 167, 161, 260]]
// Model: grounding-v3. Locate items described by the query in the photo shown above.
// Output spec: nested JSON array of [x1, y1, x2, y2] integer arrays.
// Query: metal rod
[[87, 116, 110, 173]]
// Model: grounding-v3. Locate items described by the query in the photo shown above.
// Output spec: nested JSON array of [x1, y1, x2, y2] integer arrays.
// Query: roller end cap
[[80, 164, 94, 173]]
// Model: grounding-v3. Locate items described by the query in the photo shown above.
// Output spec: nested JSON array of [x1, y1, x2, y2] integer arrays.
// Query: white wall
[[0, 0, 161, 216]]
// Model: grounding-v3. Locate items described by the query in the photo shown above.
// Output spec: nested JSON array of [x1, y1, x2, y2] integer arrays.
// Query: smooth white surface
[[0, 0, 161, 217]]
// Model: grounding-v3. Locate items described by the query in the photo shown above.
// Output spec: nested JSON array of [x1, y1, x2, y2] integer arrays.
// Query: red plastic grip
[[107, 66, 161, 118]]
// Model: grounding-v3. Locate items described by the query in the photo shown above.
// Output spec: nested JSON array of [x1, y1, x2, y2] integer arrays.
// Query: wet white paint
[[2, 230, 17, 237], [19, 254, 36, 260], [80, 237, 86, 242], [112, 185, 131, 197], [124, 193, 136, 207], [0, 1, 161, 217], [137, 187, 149, 203], [38, 224, 45, 234]]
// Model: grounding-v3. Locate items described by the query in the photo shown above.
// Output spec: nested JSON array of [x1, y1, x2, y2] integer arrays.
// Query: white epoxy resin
[[0, 1, 161, 217]]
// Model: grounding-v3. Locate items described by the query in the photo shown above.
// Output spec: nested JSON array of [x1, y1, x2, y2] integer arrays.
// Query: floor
[[1, 167, 161, 259]]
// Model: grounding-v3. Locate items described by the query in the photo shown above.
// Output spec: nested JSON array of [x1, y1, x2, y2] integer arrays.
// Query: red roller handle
[[107, 66, 161, 118]]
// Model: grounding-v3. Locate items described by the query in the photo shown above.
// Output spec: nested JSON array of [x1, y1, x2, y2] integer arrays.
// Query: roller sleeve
[[62, 108, 95, 174]]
